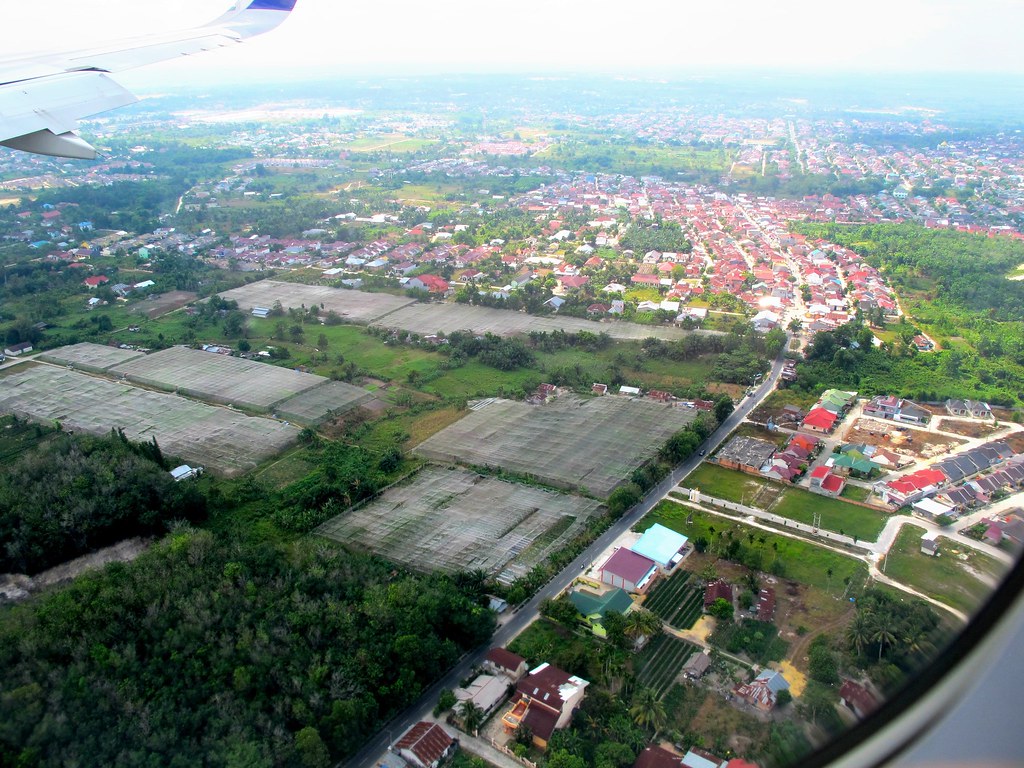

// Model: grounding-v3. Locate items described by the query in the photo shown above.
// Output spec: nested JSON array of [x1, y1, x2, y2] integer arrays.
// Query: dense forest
[[0, 531, 495, 767], [0, 430, 205, 575]]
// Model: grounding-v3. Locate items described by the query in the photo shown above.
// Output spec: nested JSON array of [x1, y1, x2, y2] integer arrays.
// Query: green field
[[641, 500, 867, 592], [685, 463, 888, 541], [636, 634, 699, 699], [643, 570, 705, 630], [884, 525, 1007, 616]]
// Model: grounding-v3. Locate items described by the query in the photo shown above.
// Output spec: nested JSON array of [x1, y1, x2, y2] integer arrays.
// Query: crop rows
[[645, 571, 705, 629], [636, 634, 698, 699]]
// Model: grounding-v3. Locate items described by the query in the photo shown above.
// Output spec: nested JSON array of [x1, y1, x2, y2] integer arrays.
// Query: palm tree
[[460, 701, 484, 736], [872, 621, 898, 662], [825, 567, 834, 595], [624, 608, 663, 645], [629, 688, 666, 735], [846, 612, 873, 656]]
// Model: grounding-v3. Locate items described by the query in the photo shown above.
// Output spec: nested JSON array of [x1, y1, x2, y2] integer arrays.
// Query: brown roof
[[486, 647, 526, 673], [633, 745, 682, 768], [522, 702, 560, 740], [517, 663, 573, 710], [704, 580, 733, 607], [395, 722, 455, 767], [839, 679, 879, 716]]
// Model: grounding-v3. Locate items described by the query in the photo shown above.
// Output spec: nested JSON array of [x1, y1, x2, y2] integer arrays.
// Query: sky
[[5, 0, 1024, 89]]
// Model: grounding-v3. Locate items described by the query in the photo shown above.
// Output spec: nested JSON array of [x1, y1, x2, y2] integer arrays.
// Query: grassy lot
[[841, 485, 872, 502], [884, 524, 1007, 616], [771, 488, 887, 541], [684, 463, 888, 541], [641, 500, 867, 592]]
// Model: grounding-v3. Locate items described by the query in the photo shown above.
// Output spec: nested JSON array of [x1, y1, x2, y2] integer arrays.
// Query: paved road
[[343, 344, 791, 768]]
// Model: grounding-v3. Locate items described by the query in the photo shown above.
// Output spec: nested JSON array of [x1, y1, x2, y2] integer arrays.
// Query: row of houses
[[876, 440, 1018, 509], [715, 433, 822, 484], [799, 389, 857, 435]]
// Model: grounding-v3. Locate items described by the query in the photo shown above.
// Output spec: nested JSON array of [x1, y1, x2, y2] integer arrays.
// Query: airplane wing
[[0, 0, 297, 160]]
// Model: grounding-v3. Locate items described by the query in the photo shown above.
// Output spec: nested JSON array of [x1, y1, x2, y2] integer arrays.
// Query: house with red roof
[[407, 274, 451, 296], [483, 647, 528, 682], [394, 722, 457, 768], [704, 579, 734, 609], [839, 679, 880, 719], [809, 466, 846, 497], [875, 468, 947, 506], [83, 275, 109, 288], [501, 662, 589, 749], [601, 548, 658, 593], [800, 407, 838, 434]]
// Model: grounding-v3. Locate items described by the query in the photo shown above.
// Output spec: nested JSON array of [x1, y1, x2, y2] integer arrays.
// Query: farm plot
[[218, 280, 416, 324], [40, 342, 145, 373], [644, 571, 705, 630], [636, 634, 699, 699], [272, 381, 373, 426], [316, 466, 603, 581], [414, 395, 700, 498], [109, 346, 325, 411], [372, 302, 695, 341], [0, 365, 298, 476]]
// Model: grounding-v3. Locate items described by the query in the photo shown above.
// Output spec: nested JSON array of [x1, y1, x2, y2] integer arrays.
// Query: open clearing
[[316, 466, 603, 582], [219, 280, 416, 323], [220, 279, 700, 341], [40, 342, 145, 373], [130, 290, 198, 319], [885, 524, 1006, 616], [0, 365, 298, 476], [415, 394, 700, 497]]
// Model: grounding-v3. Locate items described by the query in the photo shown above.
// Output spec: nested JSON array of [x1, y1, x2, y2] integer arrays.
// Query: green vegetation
[[883, 524, 1005, 615], [709, 619, 788, 664], [0, 430, 205, 574], [0, 415, 58, 464], [794, 222, 1024, 406], [684, 463, 888, 541], [642, 501, 868, 591], [0, 529, 495, 767], [643, 571, 705, 629], [635, 635, 698, 699]]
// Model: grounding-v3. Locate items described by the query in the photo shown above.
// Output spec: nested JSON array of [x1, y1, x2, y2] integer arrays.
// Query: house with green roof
[[568, 588, 635, 638], [831, 452, 881, 478], [819, 389, 858, 414]]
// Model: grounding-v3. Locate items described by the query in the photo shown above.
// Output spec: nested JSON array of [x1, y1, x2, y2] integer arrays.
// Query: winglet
[[212, 0, 298, 39]]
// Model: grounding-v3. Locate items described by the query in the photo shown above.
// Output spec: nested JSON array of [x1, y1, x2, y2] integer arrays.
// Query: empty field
[[40, 342, 145, 373], [316, 466, 603, 582], [0, 365, 298, 476], [219, 280, 416, 323], [110, 346, 325, 411], [414, 395, 700, 497]]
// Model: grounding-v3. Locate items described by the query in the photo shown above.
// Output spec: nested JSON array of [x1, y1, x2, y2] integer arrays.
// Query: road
[[343, 340, 791, 768]]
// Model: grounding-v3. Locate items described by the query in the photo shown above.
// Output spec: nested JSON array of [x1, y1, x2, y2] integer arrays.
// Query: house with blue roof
[[631, 523, 689, 569]]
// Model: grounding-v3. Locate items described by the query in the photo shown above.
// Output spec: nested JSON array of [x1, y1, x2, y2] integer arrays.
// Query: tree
[[294, 727, 330, 768], [623, 608, 663, 645], [629, 688, 666, 734], [708, 597, 733, 621], [872, 620, 898, 662], [460, 701, 484, 736], [846, 612, 873, 656], [435, 689, 456, 716]]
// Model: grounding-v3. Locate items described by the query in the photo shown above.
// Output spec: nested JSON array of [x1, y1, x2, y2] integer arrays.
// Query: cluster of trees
[[0, 429, 206, 575], [799, 223, 1024, 321], [0, 530, 495, 767], [639, 326, 785, 385], [441, 330, 535, 371], [618, 220, 693, 255], [607, 414, 718, 517], [845, 588, 942, 687], [709, 619, 787, 665]]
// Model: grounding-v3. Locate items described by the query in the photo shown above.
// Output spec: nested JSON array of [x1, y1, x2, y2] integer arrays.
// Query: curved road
[[343, 340, 791, 768]]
